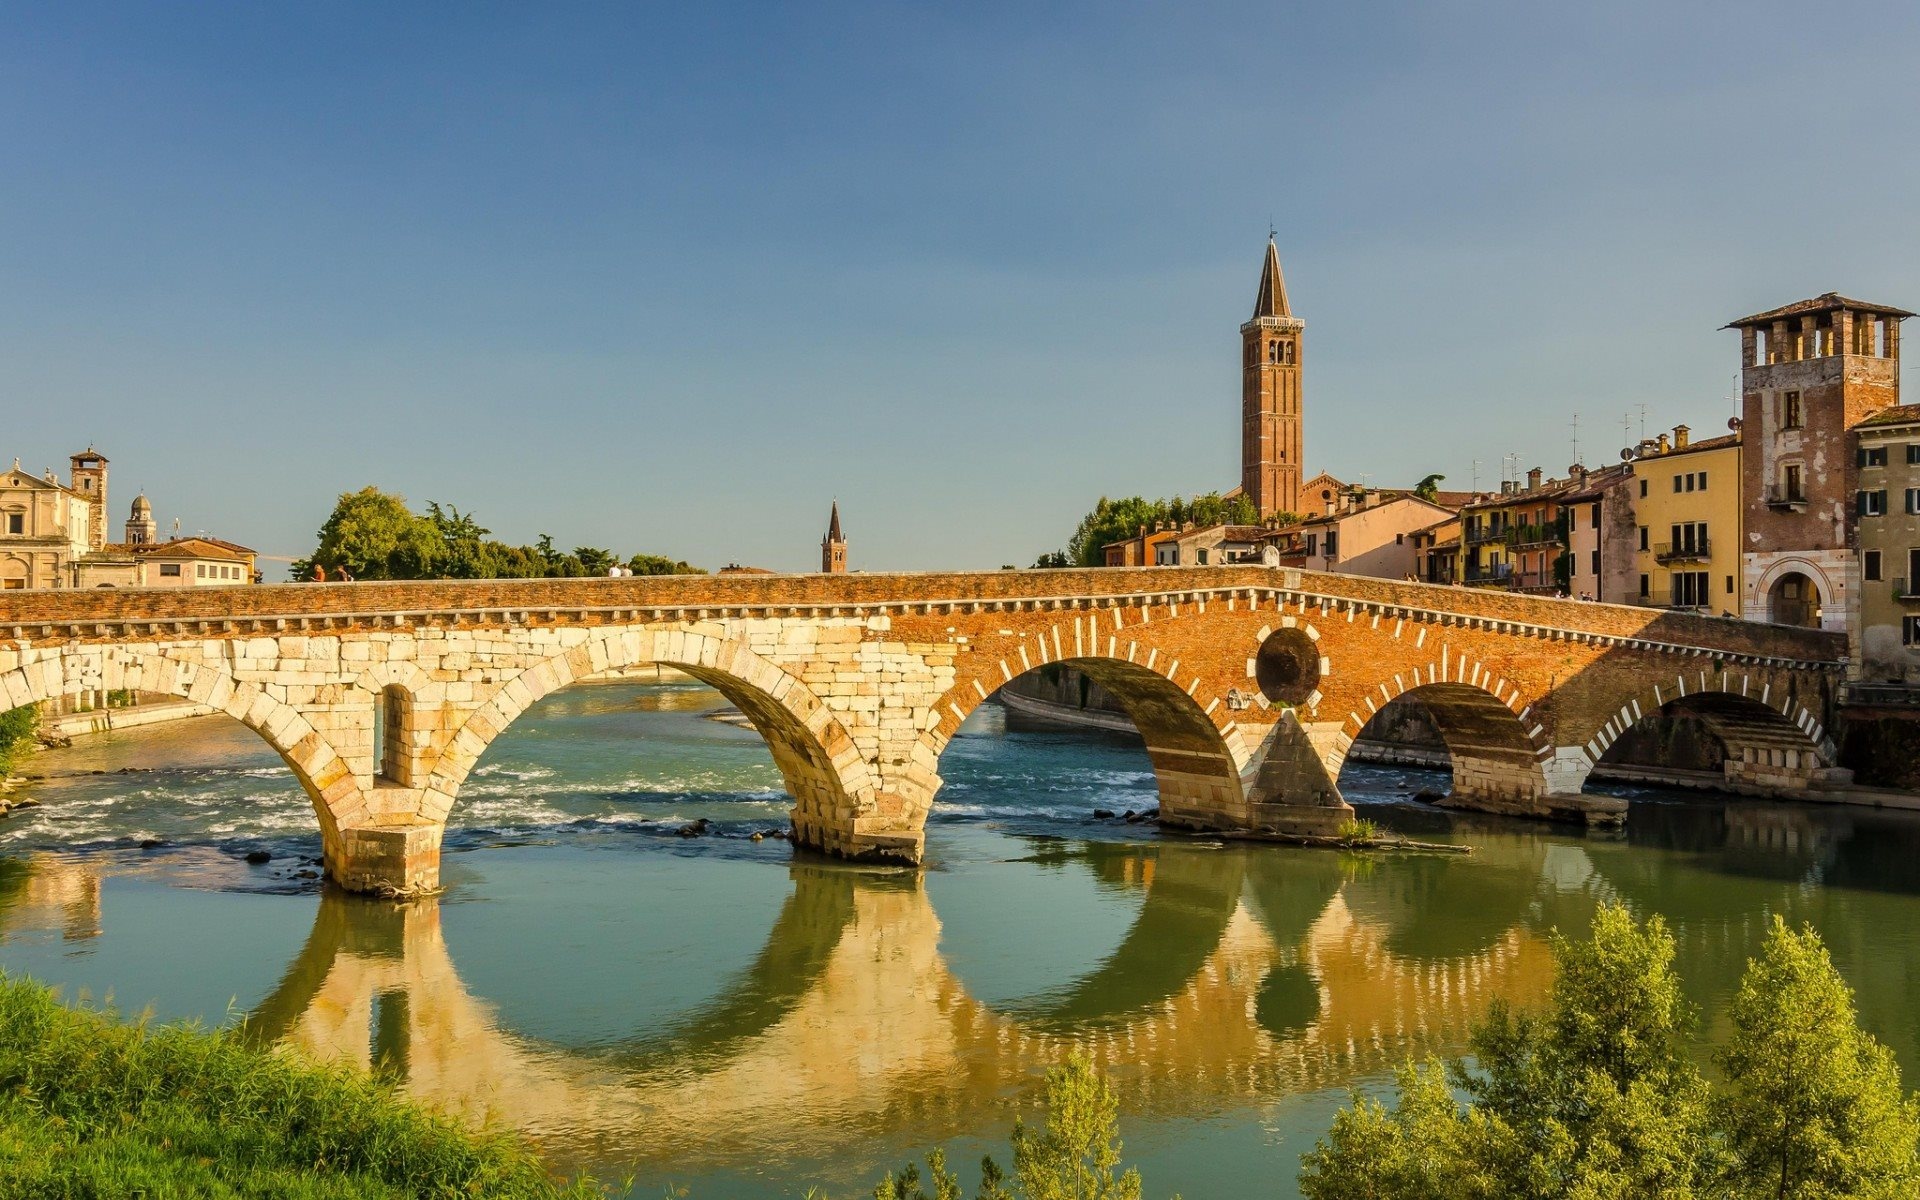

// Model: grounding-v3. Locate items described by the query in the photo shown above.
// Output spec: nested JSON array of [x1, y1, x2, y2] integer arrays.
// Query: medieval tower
[[821, 501, 847, 573], [68, 448, 108, 551], [1240, 238, 1303, 519]]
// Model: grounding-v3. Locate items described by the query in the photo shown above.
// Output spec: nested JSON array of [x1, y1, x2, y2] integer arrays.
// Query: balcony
[[1891, 578, 1920, 601], [1463, 564, 1513, 586], [1654, 538, 1711, 564], [1764, 485, 1807, 511], [1464, 525, 1508, 546]]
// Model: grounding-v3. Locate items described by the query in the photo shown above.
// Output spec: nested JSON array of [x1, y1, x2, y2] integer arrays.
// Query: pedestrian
[[311, 562, 326, 583], [335, 566, 354, 583]]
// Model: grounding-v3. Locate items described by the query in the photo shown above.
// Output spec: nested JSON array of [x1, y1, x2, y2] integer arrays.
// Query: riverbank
[[0, 971, 599, 1198]]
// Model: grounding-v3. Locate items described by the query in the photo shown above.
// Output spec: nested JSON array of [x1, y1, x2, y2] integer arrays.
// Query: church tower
[[821, 501, 847, 573], [1240, 238, 1304, 518], [68, 448, 108, 551], [126, 494, 156, 546]]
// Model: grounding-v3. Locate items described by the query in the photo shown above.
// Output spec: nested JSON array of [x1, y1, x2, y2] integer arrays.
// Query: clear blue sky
[[4, 3, 1917, 572]]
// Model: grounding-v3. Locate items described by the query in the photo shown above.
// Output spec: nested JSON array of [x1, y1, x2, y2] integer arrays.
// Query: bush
[[0, 972, 601, 1198], [1335, 818, 1378, 845], [0, 705, 36, 778]]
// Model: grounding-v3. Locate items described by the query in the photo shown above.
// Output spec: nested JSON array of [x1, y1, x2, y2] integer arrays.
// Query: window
[[1908, 445, 1920, 465], [1783, 391, 1803, 429], [1858, 489, 1889, 517], [1906, 615, 1920, 647], [1865, 550, 1883, 582], [1674, 474, 1684, 493], [1860, 445, 1889, 468], [1590, 503, 1600, 530], [1639, 573, 1650, 598], [1304, 534, 1317, 556], [1673, 571, 1711, 607], [3, 512, 20, 534], [1726, 575, 1736, 595], [1911, 548, 1920, 590], [1325, 530, 1339, 557], [1784, 464, 1804, 501], [1670, 521, 1708, 554], [1639, 479, 1649, 498], [1638, 526, 1650, 551], [195, 564, 206, 578], [1590, 549, 1600, 575], [1697, 471, 1707, 489], [1906, 488, 1920, 515], [1196, 549, 1209, 565], [159, 564, 181, 577]]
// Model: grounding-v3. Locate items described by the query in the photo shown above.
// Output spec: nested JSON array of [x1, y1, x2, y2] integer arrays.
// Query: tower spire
[[822, 500, 847, 573], [1252, 236, 1291, 318]]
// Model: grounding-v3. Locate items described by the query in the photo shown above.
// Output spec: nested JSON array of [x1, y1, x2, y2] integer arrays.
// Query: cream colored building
[[0, 448, 255, 589], [1850, 404, 1920, 682], [1628, 427, 1743, 615], [1, 456, 103, 589], [1274, 493, 1457, 579]]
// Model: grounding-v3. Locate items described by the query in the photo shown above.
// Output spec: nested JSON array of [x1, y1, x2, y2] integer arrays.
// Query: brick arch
[[1333, 654, 1566, 810], [920, 631, 1270, 833], [0, 647, 359, 845], [418, 627, 881, 855], [1587, 673, 1839, 794]]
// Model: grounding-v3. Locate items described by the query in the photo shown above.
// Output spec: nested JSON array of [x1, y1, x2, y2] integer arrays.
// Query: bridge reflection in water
[[5, 793, 1917, 1186], [0, 841, 1562, 1176]]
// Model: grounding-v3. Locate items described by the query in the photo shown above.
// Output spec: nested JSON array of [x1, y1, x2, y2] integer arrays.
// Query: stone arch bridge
[[0, 567, 1845, 894]]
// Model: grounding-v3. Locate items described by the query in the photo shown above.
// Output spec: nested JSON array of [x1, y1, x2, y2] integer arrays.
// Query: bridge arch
[[1589, 678, 1844, 798], [1334, 657, 1571, 814], [419, 626, 882, 859], [0, 647, 361, 848]]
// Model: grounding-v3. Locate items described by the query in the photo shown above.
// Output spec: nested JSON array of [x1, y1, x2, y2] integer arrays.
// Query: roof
[[132, 536, 254, 561], [1291, 494, 1456, 530], [1636, 432, 1741, 461], [826, 500, 842, 541], [1, 466, 79, 496], [1856, 403, 1920, 429], [1725, 292, 1915, 328], [718, 564, 775, 574], [1251, 237, 1291, 319], [1176, 523, 1270, 542]]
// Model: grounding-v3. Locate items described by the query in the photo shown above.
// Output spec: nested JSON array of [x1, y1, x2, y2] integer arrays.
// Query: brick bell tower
[[1241, 237, 1304, 519], [821, 500, 847, 573]]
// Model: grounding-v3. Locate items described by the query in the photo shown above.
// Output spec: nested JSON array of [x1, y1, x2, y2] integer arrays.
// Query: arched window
[[374, 685, 410, 785]]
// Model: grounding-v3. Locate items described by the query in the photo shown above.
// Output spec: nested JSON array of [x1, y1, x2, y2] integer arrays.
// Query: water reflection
[[5, 786, 1920, 1193]]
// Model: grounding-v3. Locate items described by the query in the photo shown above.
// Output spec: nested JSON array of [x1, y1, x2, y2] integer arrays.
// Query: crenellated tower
[[1240, 238, 1303, 518]]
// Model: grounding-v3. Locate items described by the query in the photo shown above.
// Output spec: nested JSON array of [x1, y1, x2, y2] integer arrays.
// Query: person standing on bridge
[[311, 563, 326, 583]]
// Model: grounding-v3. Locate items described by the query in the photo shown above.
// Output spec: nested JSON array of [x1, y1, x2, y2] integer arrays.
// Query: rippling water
[[3, 680, 1919, 1197]]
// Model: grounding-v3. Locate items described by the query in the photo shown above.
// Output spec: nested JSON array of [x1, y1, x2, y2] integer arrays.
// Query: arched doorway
[[1767, 571, 1821, 628]]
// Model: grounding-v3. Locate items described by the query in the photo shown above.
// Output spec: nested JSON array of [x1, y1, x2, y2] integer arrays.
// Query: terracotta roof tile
[[1725, 292, 1914, 327]]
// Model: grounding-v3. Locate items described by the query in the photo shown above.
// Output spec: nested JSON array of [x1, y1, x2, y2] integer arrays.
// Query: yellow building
[[1629, 426, 1743, 614]]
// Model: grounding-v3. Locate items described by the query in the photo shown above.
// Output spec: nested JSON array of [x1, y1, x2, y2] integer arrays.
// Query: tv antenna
[[1570, 413, 1581, 467]]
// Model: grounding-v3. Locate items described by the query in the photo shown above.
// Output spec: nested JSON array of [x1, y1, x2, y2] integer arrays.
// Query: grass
[[1335, 817, 1379, 845], [0, 971, 603, 1199]]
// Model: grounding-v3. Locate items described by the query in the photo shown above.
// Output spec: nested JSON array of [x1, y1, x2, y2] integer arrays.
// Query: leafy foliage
[[0, 704, 35, 778], [1298, 904, 1920, 1199], [294, 487, 705, 581], [1414, 473, 1446, 502], [1716, 917, 1920, 1199], [0, 972, 600, 1197], [873, 1056, 1162, 1200], [1050, 493, 1272, 568]]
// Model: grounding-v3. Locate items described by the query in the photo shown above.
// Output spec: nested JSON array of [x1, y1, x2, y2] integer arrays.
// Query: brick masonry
[[0, 567, 1847, 894]]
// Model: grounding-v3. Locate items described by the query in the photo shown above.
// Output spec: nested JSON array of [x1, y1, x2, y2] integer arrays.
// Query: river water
[[2, 680, 1918, 1198]]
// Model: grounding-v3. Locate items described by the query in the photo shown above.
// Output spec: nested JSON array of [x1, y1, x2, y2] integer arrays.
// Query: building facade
[[1241, 238, 1304, 519], [1562, 463, 1636, 603], [1460, 469, 1580, 594], [1626, 427, 1743, 614], [1850, 405, 1920, 682], [0, 448, 254, 589], [1270, 493, 1455, 579], [1728, 293, 1909, 630]]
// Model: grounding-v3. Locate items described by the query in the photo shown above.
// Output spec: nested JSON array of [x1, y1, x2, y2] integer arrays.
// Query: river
[[2, 680, 1918, 1197]]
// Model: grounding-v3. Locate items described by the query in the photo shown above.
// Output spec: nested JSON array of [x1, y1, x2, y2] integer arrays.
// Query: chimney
[[1526, 467, 1543, 491], [1673, 424, 1690, 449], [1656, 433, 1671, 454]]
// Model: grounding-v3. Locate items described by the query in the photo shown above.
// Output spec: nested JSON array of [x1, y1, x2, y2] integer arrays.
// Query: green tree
[[304, 486, 438, 580], [627, 554, 706, 576], [424, 502, 493, 579], [1414, 473, 1446, 502], [1300, 904, 1713, 1200], [1716, 916, 1920, 1199], [1011, 1055, 1142, 1200], [572, 547, 616, 575]]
